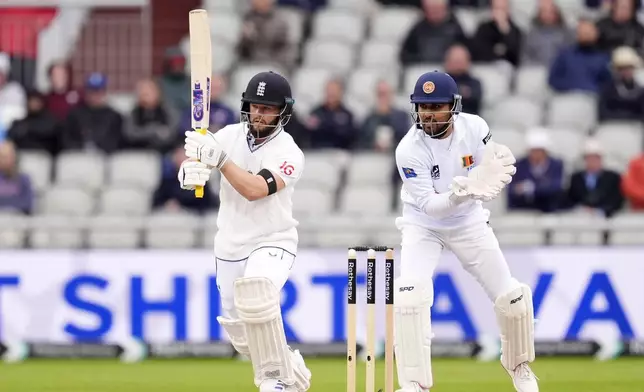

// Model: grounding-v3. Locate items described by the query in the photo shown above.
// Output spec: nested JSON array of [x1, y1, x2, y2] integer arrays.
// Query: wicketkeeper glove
[[178, 159, 212, 190], [184, 129, 229, 169]]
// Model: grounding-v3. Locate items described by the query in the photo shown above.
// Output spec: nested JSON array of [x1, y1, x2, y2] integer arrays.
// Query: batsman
[[178, 71, 311, 392], [393, 71, 538, 392]]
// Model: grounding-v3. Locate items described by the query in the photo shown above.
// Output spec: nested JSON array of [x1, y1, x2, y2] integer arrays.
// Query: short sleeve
[[263, 148, 305, 187]]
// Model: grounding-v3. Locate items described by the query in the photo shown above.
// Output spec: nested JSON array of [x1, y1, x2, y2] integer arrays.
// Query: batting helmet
[[410, 71, 462, 138]]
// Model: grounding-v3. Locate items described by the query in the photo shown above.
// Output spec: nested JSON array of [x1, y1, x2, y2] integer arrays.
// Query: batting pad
[[217, 316, 250, 357], [394, 277, 434, 390], [233, 277, 297, 388], [494, 282, 536, 371]]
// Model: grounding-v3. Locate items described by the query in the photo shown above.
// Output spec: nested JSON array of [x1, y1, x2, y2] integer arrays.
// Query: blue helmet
[[410, 71, 462, 138]]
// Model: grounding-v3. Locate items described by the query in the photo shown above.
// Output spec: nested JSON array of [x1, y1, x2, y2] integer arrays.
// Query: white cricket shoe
[[259, 379, 295, 391], [505, 362, 539, 392], [395, 382, 429, 392]]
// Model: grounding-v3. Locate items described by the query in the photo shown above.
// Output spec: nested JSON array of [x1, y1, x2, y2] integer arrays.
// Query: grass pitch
[[1, 357, 643, 391]]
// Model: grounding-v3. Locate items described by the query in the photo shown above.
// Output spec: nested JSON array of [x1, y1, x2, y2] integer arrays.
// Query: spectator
[[277, 0, 327, 11], [284, 111, 311, 149], [0, 52, 26, 137], [566, 139, 624, 217], [357, 80, 410, 151], [622, 149, 644, 210], [178, 74, 236, 134], [238, 0, 292, 70], [400, 0, 468, 65], [596, 0, 644, 52], [7, 90, 60, 156], [159, 47, 191, 114], [521, 0, 573, 66], [508, 129, 564, 212], [61, 73, 124, 154], [306, 79, 357, 150], [124, 78, 177, 152], [598, 46, 644, 121], [443, 44, 482, 114], [470, 0, 523, 66], [548, 19, 611, 93], [0, 141, 33, 214], [44, 61, 80, 122], [152, 144, 218, 214]]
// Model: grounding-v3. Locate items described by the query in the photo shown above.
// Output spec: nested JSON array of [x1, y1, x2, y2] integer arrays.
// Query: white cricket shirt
[[395, 112, 492, 229], [212, 123, 305, 260]]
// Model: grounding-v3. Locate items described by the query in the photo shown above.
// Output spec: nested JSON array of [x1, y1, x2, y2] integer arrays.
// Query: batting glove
[[184, 129, 229, 169], [178, 159, 212, 190]]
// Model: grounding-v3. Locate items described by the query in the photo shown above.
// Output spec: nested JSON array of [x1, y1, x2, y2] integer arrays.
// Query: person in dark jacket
[[158, 47, 191, 114], [60, 72, 124, 153], [598, 46, 644, 121], [400, 0, 468, 65], [596, 0, 644, 52], [521, 0, 573, 66], [357, 80, 410, 151], [548, 19, 611, 93], [470, 0, 523, 66], [567, 139, 624, 217], [508, 128, 564, 212], [43, 61, 80, 122], [152, 144, 218, 213], [8, 90, 60, 155], [443, 44, 483, 114], [306, 78, 357, 150]]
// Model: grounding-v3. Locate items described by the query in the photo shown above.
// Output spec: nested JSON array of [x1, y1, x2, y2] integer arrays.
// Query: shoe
[[505, 362, 539, 392], [395, 382, 429, 392], [259, 379, 296, 391]]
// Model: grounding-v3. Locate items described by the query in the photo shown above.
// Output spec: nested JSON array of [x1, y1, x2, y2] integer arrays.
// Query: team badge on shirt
[[402, 167, 417, 178], [431, 165, 440, 180], [462, 155, 474, 168]]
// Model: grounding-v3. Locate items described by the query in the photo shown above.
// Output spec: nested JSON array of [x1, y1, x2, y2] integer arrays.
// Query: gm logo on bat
[[192, 82, 204, 121]]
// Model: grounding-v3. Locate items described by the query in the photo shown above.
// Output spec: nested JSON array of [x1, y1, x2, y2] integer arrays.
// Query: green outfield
[[1, 357, 643, 391]]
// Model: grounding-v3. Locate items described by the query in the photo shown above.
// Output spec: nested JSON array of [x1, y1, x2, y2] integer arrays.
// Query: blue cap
[[410, 71, 458, 104], [85, 72, 107, 90]]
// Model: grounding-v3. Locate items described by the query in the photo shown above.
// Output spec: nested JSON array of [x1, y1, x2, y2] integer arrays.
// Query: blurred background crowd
[[1, 0, 644, 249]]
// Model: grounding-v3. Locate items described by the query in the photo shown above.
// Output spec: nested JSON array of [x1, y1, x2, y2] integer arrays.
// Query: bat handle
[[194, 127, 208, 199]]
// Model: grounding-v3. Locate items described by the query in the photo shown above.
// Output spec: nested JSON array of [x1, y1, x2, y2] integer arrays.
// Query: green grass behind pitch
[[1, 357, 643, 391]]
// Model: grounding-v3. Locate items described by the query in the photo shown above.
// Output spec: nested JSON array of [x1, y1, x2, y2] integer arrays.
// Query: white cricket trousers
[[216, 246, 296, 318], [398, 218, 516, 302]]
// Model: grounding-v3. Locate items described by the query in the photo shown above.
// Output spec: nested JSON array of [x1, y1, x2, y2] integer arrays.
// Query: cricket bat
[[189, 9, 212, 198]]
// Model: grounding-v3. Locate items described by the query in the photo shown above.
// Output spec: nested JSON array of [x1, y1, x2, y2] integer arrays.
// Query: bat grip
[[194, 128, 208, 199]]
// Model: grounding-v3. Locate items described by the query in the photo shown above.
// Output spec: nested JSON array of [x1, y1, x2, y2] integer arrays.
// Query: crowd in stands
[[1, 0, 644, 225]]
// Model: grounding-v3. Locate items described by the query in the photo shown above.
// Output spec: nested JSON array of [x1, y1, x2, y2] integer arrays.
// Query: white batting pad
[[217, 316, 249, 357], [394, 277, 434, 390], [494, 283, 536, 371], [233, 277, 296, 387]]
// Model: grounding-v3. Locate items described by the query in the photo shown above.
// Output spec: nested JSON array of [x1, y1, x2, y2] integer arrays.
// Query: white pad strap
[[234, 277, 296, 388], [494, 282, 536, 371], [216, 316, 249, 357], [394, 277, 434, 390]]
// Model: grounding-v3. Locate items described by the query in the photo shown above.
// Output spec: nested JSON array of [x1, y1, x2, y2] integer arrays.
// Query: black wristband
[[258, 169, 278, 195]]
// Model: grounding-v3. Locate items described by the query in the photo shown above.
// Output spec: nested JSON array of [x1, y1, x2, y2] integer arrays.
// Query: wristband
[[258, 169, 277, 195]]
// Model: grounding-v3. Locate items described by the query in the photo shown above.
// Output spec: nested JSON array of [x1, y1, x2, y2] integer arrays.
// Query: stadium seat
[[492, 213, 546, 246], [488, 97, 543, 130], [454, 8, 486, 36], [471, 64, 512, 107], [107, 93, 136, 115], [204, 0, 238, 12], [547, 93, 597, 132], [144, 210, 201, 248], [201, 211, 218, 249], [545, 213, 609, 246], [303, 40, 355, 74], [297, 150, 346, 191], [328, 0, 377, 13], [293, 187, 335, 216], [18, 150, 52, 194], [313, 214, 370, 247], [360, 41, 400, 69], [87, 215, 143, 249], [547, 128, 584, 164], [292, 67, 334, 105], [515, 66, 550, 103], [594, 122, 643, 164], [347, 67, 400, 108], [108, 151, 161, 190], [609, 213, 644, 245], [340, 185, 392, 215], [278, 6, 305, 44], [41, 187, 94, 216], [404, 64, 443, 93], [345, 152, 395, 187], [30, 215, 86, 249], [311, 10, 365, 44], [370, 7, 420, 42], [344, 95, 371, 124], [232, 63, 287, 97], [211, 41, 237, 73], [209, 12, 241, 45], [488, 128, 526, 157], [483, 190, 508, 217], [99, 187, 151, 216], [0, 212, 27, 248], [55, 152, 106, 192]]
